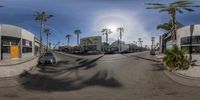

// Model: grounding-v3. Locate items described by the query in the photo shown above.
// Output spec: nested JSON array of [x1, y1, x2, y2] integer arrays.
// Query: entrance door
[[10, 45, 19, 59]]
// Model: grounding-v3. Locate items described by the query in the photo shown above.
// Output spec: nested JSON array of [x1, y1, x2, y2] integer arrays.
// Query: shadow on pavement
[[132, 55, 160, 62], [37, 55, 104, 74], [19, 69, 122, 92], [151, 63, 165, 71]]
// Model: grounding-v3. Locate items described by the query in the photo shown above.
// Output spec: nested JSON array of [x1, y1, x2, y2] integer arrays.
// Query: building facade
[[80, 36, 102, 52], [160, 24, 200, 64], [111, 40, 129, 52], [176, 24, 200, 64], [0, 24, 37, 60]]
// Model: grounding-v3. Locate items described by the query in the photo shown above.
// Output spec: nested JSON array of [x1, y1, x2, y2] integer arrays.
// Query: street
[[0, 52, 200, 100]]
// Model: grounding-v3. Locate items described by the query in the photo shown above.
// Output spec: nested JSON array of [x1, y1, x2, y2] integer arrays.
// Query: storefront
[[0, 24, 36, 60]]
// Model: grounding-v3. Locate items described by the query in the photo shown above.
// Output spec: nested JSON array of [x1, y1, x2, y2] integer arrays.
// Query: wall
[[0, 24, 22, 60], [0, 25, 1, 60], [21, 29, 35, 59], [80, 36, 102, 51]]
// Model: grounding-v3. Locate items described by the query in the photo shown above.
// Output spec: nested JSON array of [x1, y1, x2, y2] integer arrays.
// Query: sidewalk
[[0, 57, 38, 78], [0, 56, 37, 66]]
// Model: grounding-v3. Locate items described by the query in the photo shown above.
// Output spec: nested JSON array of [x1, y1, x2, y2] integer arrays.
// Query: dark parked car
[[150, 49, 155, 55], [38, 52, 56, 65]]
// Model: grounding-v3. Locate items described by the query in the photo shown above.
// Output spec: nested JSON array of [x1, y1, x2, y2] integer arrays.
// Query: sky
[[0, 0, 200, 47]]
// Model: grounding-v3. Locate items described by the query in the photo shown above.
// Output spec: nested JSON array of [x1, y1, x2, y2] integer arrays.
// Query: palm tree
[[65, 34, 71, 46], [117, 27, 124, 52], [146, 0, 200, 45], [44, 28, 51, 51], [157, 20, 183, 32], [34, 11, 53, 54], [74, 29, 81, 45], [101, 28, 112, 44]]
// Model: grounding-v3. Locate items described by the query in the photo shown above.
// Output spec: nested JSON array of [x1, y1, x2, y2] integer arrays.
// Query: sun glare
[[106, 24, 119, 32]]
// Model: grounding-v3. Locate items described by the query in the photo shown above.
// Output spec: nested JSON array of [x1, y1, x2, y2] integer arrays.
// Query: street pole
[[189, 24, 194, 61]]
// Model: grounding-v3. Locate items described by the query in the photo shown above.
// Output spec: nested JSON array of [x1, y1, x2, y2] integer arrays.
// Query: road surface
[[0, 52, 200, 100]]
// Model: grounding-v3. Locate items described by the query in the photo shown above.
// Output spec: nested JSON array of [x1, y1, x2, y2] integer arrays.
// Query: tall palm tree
[[74, 29, 81, 45], [117, 27, 124, 52], [34, 11, 53, 54], [101, 28, 112, 44], [65, 34, 71, 46], [44, 28, 51, 51], [146, 0, 200, 45]]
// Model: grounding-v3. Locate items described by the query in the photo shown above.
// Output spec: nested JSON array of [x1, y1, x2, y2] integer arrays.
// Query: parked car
[[150, 49, 155, 55], [38, 52, 56, 65]]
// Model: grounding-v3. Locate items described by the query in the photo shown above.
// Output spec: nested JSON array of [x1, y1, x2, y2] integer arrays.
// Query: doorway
[[10, 45, 19, 59]]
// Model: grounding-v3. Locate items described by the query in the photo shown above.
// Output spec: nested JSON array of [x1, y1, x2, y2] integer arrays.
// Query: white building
[[111, 40, 129, 52], [0, 24, 39, 60], [80, 36, 102, 52], [176, 24, 200, 64]]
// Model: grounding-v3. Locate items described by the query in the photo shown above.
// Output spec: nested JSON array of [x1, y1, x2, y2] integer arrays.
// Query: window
[[181, 36, 200, 45], [2, 46, 10, 53], [22, 47, 32, 53], [181, 46, 200, 54]]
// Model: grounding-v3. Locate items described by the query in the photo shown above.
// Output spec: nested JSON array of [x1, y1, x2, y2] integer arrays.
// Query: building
[[176, 24, 200, 64], [0, 24, 38, 60], [110, 40, 129, 52], [160, 24, 200, 64], [80, 36, 102, 52]]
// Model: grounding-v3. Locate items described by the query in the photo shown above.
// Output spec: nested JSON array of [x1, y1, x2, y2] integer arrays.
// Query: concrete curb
[[0, 56, 38, 67], [164, 70, 200, 87]]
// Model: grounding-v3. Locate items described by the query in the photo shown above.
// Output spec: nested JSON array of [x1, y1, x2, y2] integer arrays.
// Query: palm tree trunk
[[77, 34, 79, 45], [46, 33, 48, 51], [120, 31, 122, 52], [40, 20, 43, 54], [171, 11, 177, 46], [106, 33, 108, 44], [68, 37, 70, 46]]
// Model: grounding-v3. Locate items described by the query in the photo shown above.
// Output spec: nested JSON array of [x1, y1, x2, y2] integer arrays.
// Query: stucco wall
[[21, 29, 35, 58], [0, 24, 22, 38]]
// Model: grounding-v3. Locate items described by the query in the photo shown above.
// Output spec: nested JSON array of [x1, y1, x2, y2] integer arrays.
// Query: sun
[[106, 24, 119, 32]]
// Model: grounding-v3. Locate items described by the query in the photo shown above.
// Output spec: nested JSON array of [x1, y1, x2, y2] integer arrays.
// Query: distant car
[[38, 52, 56, 65], [150, 50, 155, 55]]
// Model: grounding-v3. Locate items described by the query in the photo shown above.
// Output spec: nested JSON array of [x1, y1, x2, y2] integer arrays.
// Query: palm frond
[[176, 8, 184, 13], [159, 8, 169, 13], [182, 7, 194, 11]]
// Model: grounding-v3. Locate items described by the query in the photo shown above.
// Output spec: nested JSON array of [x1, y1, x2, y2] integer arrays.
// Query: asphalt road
[[1, 52, 200, 100]]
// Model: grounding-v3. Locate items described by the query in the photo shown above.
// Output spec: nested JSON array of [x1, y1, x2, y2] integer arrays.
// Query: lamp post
[[190, 24, 194, 61]]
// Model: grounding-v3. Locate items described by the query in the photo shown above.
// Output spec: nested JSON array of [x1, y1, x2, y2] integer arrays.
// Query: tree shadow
[[19, 69, 122, 92], [36, 55, 104, 74]]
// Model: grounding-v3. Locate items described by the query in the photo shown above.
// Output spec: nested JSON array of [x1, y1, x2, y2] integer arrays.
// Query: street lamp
[[189, 24, 194, 61]]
